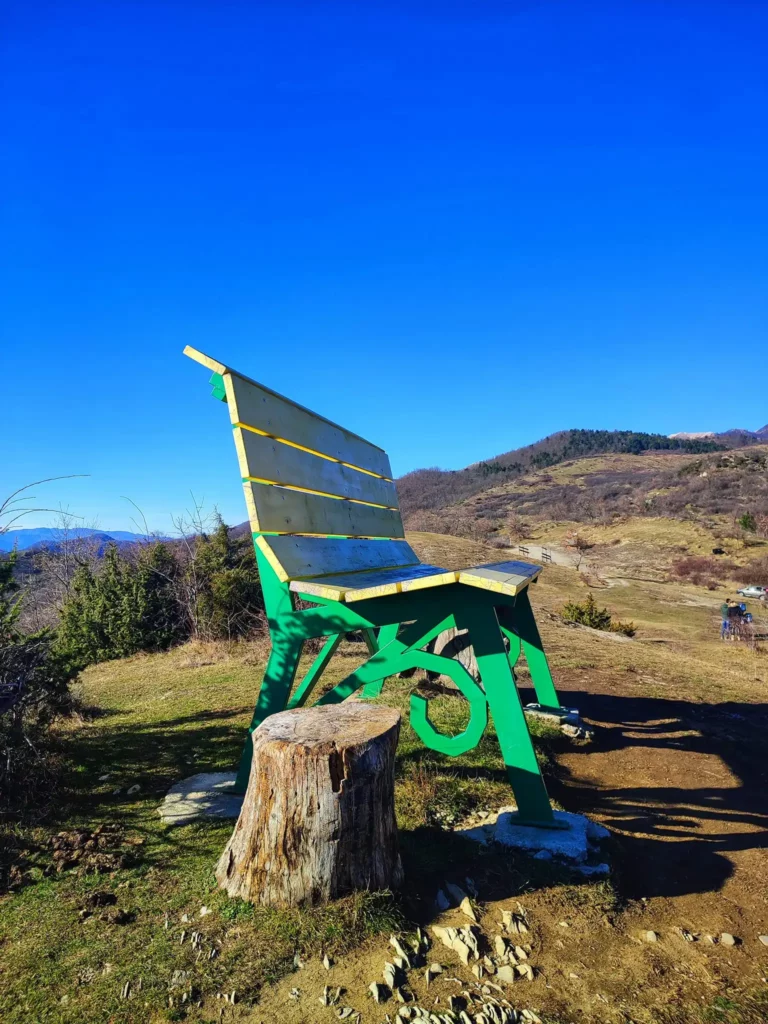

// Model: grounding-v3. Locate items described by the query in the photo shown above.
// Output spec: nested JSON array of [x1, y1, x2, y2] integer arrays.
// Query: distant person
[[726, 599, 743, 640], [720, 600, 730, 639]]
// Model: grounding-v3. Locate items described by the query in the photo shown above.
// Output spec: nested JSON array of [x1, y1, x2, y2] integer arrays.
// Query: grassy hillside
[[2, 531, 767, 1023], [397, 429, 727, 514], [403, 447, 768, 563]]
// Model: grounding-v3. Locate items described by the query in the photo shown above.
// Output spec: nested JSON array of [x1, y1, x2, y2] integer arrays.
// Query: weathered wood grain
[[227, 373, 392, 478], [216, 703, 403, 906], [235, 428, 398, 507], [291, 562, 454, 601], [242, 481, 405, 538], [257, 534, 418, 581]]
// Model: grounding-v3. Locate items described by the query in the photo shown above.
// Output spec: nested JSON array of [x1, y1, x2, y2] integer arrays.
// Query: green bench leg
[[463, 605, 555, 826], [287, 633, 342, 710], [234, 633, 304, 792], [360, 622, 400, 699], [499, 595, 562, 712]]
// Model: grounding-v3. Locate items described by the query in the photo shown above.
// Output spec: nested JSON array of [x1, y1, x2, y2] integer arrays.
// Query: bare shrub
[[734, 555, 768, 585]]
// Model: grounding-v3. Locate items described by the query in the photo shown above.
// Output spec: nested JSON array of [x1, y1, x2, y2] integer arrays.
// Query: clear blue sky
[[2, 1, 766, 533]]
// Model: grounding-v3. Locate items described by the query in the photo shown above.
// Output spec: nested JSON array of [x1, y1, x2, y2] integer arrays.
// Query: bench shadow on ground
[[46, 706, 252, 868], [539, 686, 768, 901], [56, 686, 768, 907]]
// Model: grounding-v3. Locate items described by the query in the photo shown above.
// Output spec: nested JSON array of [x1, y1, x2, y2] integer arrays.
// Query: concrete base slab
[[159, 772, 243, 826], [523, 703, 581, 724], [524, 703, 595, 741], [457, 805, 610, 867]]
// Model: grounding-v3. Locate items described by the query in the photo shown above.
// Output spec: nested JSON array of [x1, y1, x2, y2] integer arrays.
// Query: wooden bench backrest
[[184, 347, 418, 581]]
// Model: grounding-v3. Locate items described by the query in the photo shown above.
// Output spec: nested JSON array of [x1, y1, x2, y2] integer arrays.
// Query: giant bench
[[185, 346, 567, 826]]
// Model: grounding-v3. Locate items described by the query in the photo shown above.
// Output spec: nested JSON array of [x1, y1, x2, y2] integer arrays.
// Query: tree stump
[[428, 626, 479, 683], [216, 702, 403, 906]]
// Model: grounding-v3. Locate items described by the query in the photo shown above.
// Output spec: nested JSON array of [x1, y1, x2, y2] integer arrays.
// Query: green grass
[[0, 639, 566, 1024], [5, 548, 764, 1023]]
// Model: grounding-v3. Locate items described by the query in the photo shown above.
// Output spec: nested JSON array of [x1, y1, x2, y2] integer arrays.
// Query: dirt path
[[551, 670, 768, 914], [248, 671, 768, 1024]]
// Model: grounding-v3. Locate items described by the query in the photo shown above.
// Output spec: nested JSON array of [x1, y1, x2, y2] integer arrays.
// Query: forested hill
[[397, 428, 724, 513]]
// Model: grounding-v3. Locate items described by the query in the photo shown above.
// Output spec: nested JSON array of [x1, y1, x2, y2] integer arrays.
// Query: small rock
[[288, 987, 300, 1001], [383, 962, 397, 988], [720, 933, 738, 947], [704, 934, 718, 944], [451, 938, 471, 966], [425, 964, 443, 986], [459, 897, 477, 922], [390, 936, 411, 964], [323, 953, 333, 970], [496, 965, 516, 984], [759, 935, 768, 946], [126, 784, 141, 796], [642, 930, 659, 943], [181, 914, 190, 923], [98, 774, 111, 782], [199, 906, 211, 917], [368, 981, 385, 1003], [558, 920, 570, 928], [337, 1010, 356, 1020]]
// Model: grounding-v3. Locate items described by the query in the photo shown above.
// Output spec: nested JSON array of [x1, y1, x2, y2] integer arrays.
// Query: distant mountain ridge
[[670, 425, 768, 441], [397, 427, 729, 514], [0, 527, 168, 552]]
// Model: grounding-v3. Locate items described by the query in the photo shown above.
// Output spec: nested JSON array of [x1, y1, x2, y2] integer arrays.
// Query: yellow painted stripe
[[253, 531, 395, 539], [243, 475, 397, 510], [234, 422, 392, 481]]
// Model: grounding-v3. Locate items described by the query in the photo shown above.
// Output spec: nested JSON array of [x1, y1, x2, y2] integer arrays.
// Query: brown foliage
[[734, 554, 768, 585]]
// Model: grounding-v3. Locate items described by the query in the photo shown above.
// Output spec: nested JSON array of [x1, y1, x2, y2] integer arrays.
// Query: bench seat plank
[[235, 428, 398, 508], [256, 534, 419, 582], [290, 558, 543, 603], [243, 482, 405, 538], [292, 564, 456, 602], [457, 560, 541, 595]]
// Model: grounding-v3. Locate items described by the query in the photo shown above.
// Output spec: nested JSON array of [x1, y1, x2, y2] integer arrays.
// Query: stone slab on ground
[[523, 703, 595, 740], [159, 772, 242, 826], [523, 703, 581, 724], [457, 805, 610, 869]]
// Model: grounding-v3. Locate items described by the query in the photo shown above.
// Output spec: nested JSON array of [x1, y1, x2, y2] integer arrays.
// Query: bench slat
[[256, 535, 418, 581], [292, 564, 455, 601], [243, 482, 405, 538], [226, 373, 392, 479], [235, 428, 399, 508], [457, 560, 541, 596]]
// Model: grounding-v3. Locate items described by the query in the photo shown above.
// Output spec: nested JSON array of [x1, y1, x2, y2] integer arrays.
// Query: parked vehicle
[[736, 584, 767, 600]]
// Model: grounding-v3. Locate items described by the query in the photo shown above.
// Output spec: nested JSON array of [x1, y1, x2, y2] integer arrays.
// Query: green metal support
[[499, 594, 562, 711], [461, 605, 555, 826], [188, 346, 565, 825], [232, 546, 563, 825]]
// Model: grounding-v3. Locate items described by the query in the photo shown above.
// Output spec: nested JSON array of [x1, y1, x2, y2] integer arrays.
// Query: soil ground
[[253, 666, 768, 1024], [1, 530, 767, 1024]]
